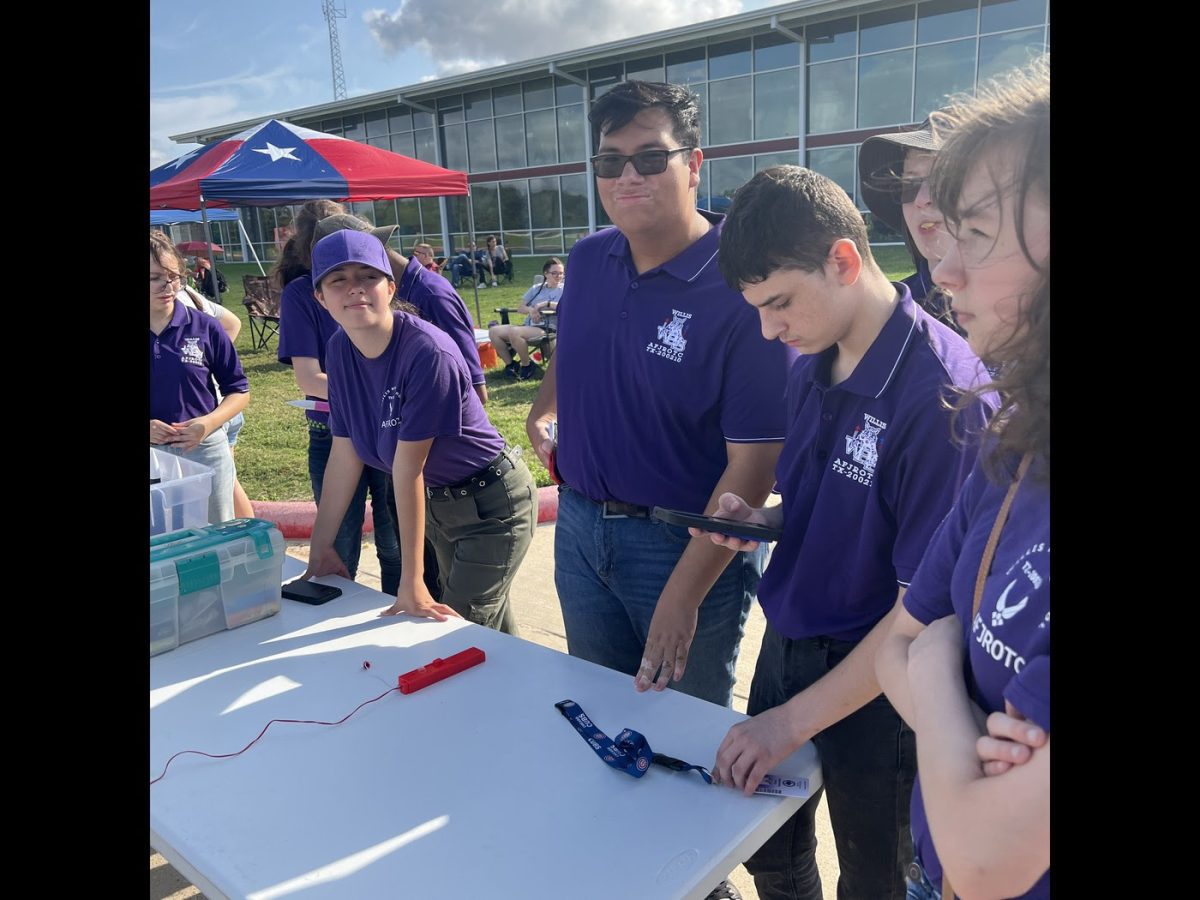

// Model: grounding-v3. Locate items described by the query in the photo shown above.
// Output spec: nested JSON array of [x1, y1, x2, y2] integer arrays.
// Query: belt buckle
[[601, 502, 629, 519]]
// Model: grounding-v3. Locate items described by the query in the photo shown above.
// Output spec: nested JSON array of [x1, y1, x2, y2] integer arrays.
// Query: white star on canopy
[[252, 143, 301, 163]]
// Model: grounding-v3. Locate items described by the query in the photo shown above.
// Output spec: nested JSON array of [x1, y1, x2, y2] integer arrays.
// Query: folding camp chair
[[242, 275, 282, 350]]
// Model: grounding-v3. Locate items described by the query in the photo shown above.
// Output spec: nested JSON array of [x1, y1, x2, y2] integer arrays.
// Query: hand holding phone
[[282, 580, 343, 605], [651, 507, 783, 543]]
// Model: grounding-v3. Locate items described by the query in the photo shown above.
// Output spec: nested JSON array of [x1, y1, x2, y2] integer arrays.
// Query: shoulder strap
[[971, 452, 1034, 620], [943, 451, 1033, 900]]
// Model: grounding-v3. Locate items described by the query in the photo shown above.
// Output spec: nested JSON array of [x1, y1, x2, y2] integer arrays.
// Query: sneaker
[[479, 282, 490, 289], [518, 362, 539, 380], [504, 361, 521, 378], [704, 881, 743, 900], [491, 280, 498, 287]]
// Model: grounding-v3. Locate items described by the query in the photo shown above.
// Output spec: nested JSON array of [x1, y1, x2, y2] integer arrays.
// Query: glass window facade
[[232, 2, 1046, 259], [807, 1, 1049, 133]]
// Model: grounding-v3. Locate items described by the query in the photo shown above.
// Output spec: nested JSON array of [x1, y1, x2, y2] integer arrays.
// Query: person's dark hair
[[272, 199, 346, 289], [542, 257, 563, 275], [150, 229, 186, 277], [931, 58, 1049, 481], [718, 166, 874, 291], [589, 81, 701, 150]]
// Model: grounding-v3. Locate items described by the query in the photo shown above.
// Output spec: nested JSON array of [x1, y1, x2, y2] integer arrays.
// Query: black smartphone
[[281, 580, 343, 605], [434, 256, 447, 266], [651, 507, 783, 543]]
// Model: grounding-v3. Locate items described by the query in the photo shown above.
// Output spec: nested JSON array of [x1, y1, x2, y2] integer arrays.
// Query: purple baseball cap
[[312, 229, 393, 287]]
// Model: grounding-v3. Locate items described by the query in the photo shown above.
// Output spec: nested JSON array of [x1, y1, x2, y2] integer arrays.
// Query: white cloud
[[149, 66, 327, 169], [364, 0, 742, 68]]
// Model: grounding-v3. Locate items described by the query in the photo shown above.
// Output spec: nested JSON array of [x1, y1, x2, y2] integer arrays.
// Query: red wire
[[151, 685, 399, 785]]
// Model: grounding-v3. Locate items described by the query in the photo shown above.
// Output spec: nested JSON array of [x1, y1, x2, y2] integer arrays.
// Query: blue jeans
[[744, 625, 916, 900], [223, 411, 245, 447], [553, 485, 763, 707], [450, 255, 487, 287], [905, 860, 941, 900], [308, 427, 403, 595]]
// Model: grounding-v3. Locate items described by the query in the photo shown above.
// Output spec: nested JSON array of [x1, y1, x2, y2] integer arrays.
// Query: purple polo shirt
[[757, 288, 990, 641], [326, 311, 504, 486], [277, 274, 340, 426], [904, 455, 1050, 898], [554, 212, 792, 512], [397, 256, 485, 386], [150, 300, 248, 424]]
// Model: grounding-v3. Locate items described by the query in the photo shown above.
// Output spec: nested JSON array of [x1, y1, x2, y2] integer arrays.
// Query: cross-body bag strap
[[943, 451, 1033, 900]]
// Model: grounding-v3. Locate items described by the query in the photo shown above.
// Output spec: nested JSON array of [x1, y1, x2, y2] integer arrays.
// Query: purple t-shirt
[[397, 256, 485, 386], [277, 274, 341, 426], [326, 311, 504, 486], [150, 300, 248, 424], [758, 289, 990, 641], [904, 454, 1050, 898], [553, 213, 793, 511]]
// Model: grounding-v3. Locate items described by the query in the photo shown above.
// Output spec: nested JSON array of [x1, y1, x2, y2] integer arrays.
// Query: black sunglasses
[[868, 165, 928, 205], [591, 147, 694, 179]]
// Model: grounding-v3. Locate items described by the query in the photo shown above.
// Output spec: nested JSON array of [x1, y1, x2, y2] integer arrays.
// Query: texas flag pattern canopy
[[149, 119, 468, 210]]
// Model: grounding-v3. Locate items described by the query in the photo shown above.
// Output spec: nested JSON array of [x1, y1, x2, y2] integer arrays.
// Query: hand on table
[[712, 704, 807, 797], [380, 580, 462, 622]]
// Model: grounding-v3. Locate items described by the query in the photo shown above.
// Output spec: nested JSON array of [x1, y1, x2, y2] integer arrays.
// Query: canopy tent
[[150, 208, 240, 226], [149, 119, 479, 316]]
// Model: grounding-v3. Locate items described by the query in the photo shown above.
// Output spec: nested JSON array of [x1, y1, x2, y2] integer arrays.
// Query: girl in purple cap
[[876, 59, 1050, 900], [299, 229, 536, 632]]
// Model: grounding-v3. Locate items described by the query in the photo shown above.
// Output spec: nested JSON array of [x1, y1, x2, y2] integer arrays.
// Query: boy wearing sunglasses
[[526, 80, 791, 714]]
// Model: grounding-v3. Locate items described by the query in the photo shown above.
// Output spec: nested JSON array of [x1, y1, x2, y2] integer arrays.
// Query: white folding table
[[150, 556, 822, 900]]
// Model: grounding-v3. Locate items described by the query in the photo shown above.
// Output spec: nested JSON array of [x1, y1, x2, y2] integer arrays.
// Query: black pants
[[745, 624, 916, 900]]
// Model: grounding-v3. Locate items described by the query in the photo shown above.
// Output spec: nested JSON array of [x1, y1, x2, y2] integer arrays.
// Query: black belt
[[426, 449, 518, 501], [600, 499, 651, 519]]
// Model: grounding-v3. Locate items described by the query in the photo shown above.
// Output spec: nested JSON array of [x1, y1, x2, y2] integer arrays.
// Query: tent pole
[[238, 218, 266, 275], [466, 188, 480, 325]]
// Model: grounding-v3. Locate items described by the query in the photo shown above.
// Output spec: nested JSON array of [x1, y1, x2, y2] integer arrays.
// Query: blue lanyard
[[554, 699, 713, 784]]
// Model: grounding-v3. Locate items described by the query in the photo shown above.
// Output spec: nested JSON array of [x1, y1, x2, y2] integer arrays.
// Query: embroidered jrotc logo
[[657, 312, 690, 352], [646, 309, 693, 362], [844, 414, 887, 475], [380, 386, 403, 428], [991, 580, 1030, 627], [180, 337, 204, 366]]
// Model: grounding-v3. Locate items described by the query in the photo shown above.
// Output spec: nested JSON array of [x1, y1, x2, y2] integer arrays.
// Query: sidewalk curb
[[251, 484, 560, 539]]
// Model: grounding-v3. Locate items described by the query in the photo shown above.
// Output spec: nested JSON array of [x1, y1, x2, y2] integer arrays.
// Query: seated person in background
[[488, 258, 564, 380], [483, 235, 511, 285], [412, 243, 446, 275], [449, 242, 490, 288], [195, 257, 227, 300]]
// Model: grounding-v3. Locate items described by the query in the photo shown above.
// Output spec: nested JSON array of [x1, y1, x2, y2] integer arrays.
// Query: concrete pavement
[[151, 523, 841, 900]]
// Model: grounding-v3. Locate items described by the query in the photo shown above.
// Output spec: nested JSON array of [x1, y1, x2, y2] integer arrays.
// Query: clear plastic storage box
[[150, 447, 213, 536], [150, 518, 285, 656]]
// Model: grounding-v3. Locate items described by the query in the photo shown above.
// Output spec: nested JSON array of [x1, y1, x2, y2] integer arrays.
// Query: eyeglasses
[[898, 176, 927, 204], [590, 147, 694, 179], [150, 273, 182, 290], [547, 269, 565, 278]]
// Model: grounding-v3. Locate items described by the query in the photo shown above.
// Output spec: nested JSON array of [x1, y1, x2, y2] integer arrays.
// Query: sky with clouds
[[150, 0, 783, 169]]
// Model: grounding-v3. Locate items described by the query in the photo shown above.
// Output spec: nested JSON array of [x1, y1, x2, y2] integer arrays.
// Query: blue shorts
[[224, 411, 245, 447]]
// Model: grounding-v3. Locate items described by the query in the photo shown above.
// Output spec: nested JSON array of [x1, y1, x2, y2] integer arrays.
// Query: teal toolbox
[[150, 518, 285, 656]]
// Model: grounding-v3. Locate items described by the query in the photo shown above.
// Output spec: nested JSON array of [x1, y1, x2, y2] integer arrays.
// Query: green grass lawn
[[219, 244, 917, 501]]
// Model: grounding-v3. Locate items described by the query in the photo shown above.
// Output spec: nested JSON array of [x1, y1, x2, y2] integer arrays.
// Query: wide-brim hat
[[312, 213, 399, 249], [858, 119, 937, 234], [312, 228, 394, 287]]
